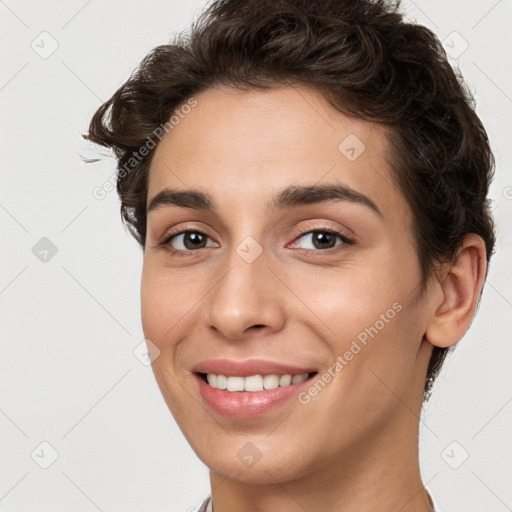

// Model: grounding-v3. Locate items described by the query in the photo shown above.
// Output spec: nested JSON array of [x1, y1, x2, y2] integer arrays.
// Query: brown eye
[[296, 230, 347, 251], [311, 232, 337, 249], [165, 231, 216, 251], [183, 232, 207, 249]]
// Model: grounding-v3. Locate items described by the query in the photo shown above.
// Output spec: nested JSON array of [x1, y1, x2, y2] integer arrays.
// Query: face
[[141, 84, 432, 484]]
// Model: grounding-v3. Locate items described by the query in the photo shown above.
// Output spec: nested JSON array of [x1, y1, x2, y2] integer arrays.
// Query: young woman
[[85, 1, 495, 510]]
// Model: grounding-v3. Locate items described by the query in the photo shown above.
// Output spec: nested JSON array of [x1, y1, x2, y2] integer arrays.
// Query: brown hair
[[85, 0, 496, 399]]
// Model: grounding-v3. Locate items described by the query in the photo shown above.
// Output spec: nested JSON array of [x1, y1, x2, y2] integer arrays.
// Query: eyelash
[[159, 226, 354, 257]]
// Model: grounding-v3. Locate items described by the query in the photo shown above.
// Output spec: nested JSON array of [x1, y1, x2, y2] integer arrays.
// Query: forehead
[[148, 84, 409, 222]]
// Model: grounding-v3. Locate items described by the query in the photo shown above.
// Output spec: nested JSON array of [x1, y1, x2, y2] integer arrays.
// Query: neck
[[209, 341, 434, 512]]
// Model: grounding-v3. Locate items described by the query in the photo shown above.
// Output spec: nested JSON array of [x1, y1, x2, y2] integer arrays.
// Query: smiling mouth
[[198, 372, 318, 392]]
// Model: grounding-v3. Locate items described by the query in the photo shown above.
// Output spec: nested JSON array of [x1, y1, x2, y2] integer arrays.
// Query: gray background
[[0, 1, 511, 510]]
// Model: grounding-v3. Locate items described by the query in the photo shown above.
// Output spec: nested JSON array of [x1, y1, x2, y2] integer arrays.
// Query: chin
[[189, 433, 324, 485]]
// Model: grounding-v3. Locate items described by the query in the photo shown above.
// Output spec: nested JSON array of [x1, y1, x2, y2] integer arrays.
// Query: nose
[[204, 244, 287, 340]]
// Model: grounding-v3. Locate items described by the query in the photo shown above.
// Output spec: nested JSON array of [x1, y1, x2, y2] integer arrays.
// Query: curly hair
[[85, 0, 496, 400]]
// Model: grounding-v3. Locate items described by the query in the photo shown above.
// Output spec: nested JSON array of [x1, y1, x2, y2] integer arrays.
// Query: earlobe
[[425, 234, 488, 349]]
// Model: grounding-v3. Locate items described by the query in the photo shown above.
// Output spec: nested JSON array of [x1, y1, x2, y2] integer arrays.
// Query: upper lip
[[192, 359, 316, 377]]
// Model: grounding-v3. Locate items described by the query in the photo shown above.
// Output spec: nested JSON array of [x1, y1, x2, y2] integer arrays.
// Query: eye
[[163, 230, 217, 252], [291, 229, 353, 252]]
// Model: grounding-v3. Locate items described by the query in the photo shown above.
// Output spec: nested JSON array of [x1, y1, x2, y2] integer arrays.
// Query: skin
[[140, 84, 487, 512]]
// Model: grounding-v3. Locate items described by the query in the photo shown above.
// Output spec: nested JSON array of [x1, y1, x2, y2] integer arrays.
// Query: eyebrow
[[147, 183, 382, 217]]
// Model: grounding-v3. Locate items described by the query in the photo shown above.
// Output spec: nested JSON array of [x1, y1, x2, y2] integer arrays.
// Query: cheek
[[291, 250, 424, 389], [292, 277, 424, 450], [140, 262, 204, 419], [296, 234, 419, 326], [292, 264, 406, 348], [140, 261, 201, 352]]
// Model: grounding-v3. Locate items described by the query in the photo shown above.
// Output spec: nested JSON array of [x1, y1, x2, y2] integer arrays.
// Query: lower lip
[[195, 374, 313, 418]]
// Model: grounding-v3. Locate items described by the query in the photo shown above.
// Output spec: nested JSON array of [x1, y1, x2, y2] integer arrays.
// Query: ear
[[425, 234, 488, 348]]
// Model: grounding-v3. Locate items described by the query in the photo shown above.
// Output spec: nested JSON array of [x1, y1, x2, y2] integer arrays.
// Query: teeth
[[205, 373, 310, 392], [291, 373, 308, 384], [216, 374, 227, 390], [278, 374, 292, 386], [263, 374, 279, 389], [226, 376, 245, 392], [245, 374, 263, 392]]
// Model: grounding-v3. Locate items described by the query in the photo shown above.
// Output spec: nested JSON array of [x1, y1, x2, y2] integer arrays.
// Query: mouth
[[191, 360, 318, 418], [197, 371, 317, 392]]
